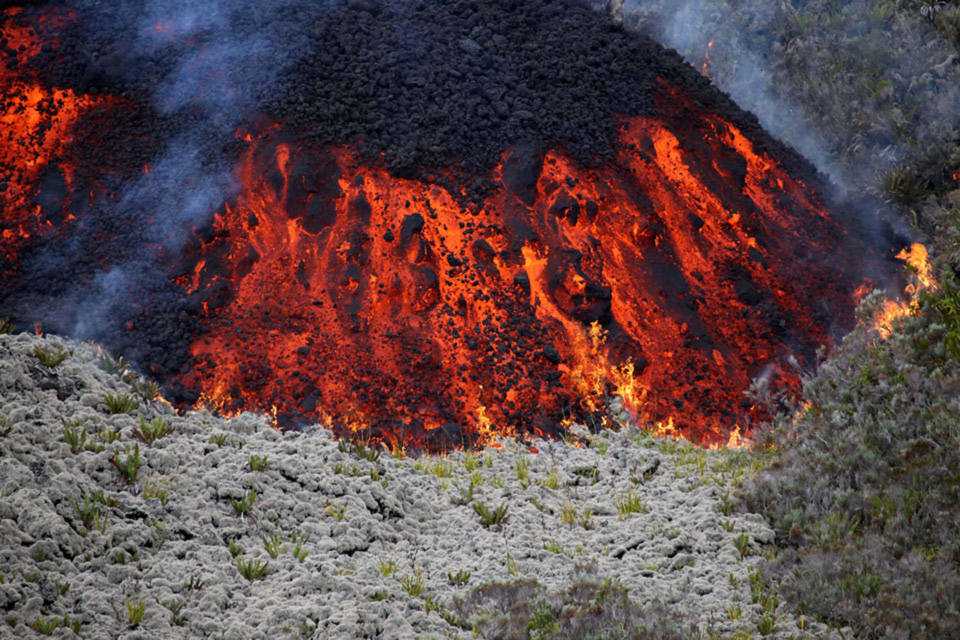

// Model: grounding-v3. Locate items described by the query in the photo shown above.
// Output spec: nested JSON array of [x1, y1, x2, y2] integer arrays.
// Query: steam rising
[[616, 0, 960, 191]]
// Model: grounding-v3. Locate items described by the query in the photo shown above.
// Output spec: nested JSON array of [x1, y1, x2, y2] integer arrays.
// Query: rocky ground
[[0, 331, 838, 639]]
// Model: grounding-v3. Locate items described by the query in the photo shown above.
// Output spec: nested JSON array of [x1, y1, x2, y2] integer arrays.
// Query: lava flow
[[0, 8, 111, 277], [174, 85, 879, 448], [0, 0, 907, 451]]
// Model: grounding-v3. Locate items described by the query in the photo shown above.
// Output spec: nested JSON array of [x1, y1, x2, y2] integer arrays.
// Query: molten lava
[[175, 87, 871, 448], [0, 8, 110, 277]]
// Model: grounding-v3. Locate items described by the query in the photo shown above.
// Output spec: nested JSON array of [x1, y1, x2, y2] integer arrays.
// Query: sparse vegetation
[[109, 444, 142, 484], [231, 489, 258, 517], [133, 417, 170, 444], [62, 419, 88, 454], [401, 568, 425, 598], [327, 500, 346, 521], [103, 392, 139, 414], [33, 344, 68, 368], [99, 352, 130, 376], [338, 438, 381, 462], [614, 490, 646, 519], [125, 598, 146, 627], [378, 557, 397, 577], [236, 556, 269, 581], [447, 568, 471, 587], [247, 454, 268, 472], [132, 378, 161, 401], [0, 317, 13, 334], [472, 500, 509, 527], [142, 476, 170, 504]]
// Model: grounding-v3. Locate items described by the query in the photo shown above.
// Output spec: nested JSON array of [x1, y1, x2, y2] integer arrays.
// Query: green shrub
[[33, 345, 68, 368], [236, 557, 268, 581], [109, 444, 141, 484], [473, 501, 509, 527], [103, 393, 138, 414], [133, 417, 170, 444]]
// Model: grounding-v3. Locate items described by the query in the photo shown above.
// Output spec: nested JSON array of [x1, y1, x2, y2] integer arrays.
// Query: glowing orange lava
[[177, 86, 872, 448], [0, 9, 110, 272]]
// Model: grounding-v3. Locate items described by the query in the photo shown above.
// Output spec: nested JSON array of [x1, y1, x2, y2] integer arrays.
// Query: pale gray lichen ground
[[0, 332, 838, 639]]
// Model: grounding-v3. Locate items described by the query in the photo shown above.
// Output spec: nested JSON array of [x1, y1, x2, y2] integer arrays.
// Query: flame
[[871, 242, 933, 338]]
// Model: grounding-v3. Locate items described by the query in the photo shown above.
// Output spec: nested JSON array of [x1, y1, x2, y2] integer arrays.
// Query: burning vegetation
[[0, 0, 906, 450]]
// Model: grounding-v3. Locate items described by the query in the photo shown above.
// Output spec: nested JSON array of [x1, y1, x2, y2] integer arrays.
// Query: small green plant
[[209, 432, 229, 447], [424, 594, 441, 615], [720, 518, 736, 532], [431, 460, 453, 478], [132, 379, 160, 402], [62, 419, 88, 454], [378, 557, 397, 577], [184, 575, 204, 591], [589, 435, 609, 455], [447, 568, 471, 586], [161, 598, 186, 626], [34, 344, 68, 367], [526, 602, 558, 638], [727, 603, 742, 622], [228, 540, 244, 558], [757, 612, 777, 635], [99, 353, 130, 376], [401, 569, 424, 598], [109, 444, 141, 484], [540, 466, 560, 489], [463, 451, 480, 472], [473, 500, 509, 527], [733, 533, 751, 558], [97, 426, 121, 443], [290, 532, 308, 562], [236, 556, 269, 581], [126, 598, 146, 627], [327, 500, 346, 521], [133, 417, 170, 444], [247, 454, 268, 472], [71, 494, 107, 533], [515, 453, 530, 486], [31, 616, 62, 635], [262, 532, 284, 559], [0, 416, 9, 437], [142, 476, 170, 504], [543, 539, 573, 557], [231, 489, 258, 517], [614, 490, 646, 519], [0, 317, 13, 334], [717, 491, 734, 516], [338, 438, 381, 462], [103, 392, 139, 414]]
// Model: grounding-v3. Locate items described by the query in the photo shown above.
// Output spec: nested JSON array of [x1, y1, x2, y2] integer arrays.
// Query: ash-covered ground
[[0, 331, 842, 639]]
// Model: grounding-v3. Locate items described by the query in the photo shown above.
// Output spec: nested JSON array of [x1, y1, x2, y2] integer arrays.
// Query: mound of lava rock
[[0, 0, 903, 448]]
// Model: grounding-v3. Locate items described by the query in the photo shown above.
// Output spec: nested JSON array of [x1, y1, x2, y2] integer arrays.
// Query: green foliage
[[452, 576, 692, 639], [61, 419, 88, 454], [447, 568, 471, 587], [338, 438, 381, 462], [0, 317, 13, 334], [71, 494, 109, 534], [614, 490, 646, 519], [401, 569, 424, 598], [236, 556, 268, 581], [262, 532, 283, 559], [327, 500, 346, 521], [142, 476, 170, 504], [103, 392, 139, 414], [378, 557, 397, 577], [209, 432, 229, 447], [33, 344, 68, 368], [126, 598, 146, 627], [882, 166, 930, 206], [161, 598, 186, 626], [0, 416, 9, 437], [739, 288, 960, 637], [228, 540, 244, 558], [247, 454, 268, 472], [109, 444, 141, 484], [132, 379, 160, 402], [231, 489, 257, 517], [472, 500, 509, 527], [133, 417, 170, 444]]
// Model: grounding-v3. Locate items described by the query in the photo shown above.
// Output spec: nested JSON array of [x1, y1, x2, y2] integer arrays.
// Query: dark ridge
[[21, 0, 825, 196]]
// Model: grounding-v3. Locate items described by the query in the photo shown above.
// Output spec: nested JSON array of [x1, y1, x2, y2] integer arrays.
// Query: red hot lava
[[175, 87, 875, 449]]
